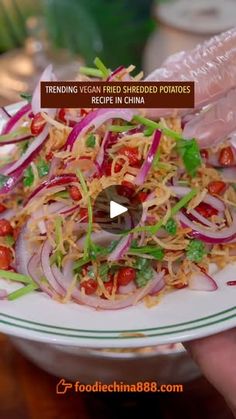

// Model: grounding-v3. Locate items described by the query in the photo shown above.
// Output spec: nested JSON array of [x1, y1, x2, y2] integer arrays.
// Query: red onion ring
[[135, 130, 161, 185], [108, 234, 132, 261], [1, 103, 31, 135], [52, 262, 165, 310], [0, 107, 11, 120], [119, 281, 137, 294], [31, 64, 56, 117], [28, 253, 55, 298], [177, 211, 236, 243], [65, 108, 134, 151], [107, 66, 125, 81], [0, 133, 32, 146], [24, 173, 77, 206], [170, 186, 225, 212], [189, 269, 218, 291], [4, 127, 49, 176], [187, 208, 218, 229], [15, 224, 34, 276]]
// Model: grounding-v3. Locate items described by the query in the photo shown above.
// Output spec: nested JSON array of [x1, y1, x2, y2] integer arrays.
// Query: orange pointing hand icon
[[56, 378, 73, 394]]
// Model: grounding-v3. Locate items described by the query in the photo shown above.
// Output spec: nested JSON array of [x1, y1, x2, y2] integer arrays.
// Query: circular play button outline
[[93, 184, 143, 234]]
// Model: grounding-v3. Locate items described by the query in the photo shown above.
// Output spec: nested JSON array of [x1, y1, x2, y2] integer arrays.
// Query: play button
[[93, 185, 143, 234], [110, 201, 128, 219]]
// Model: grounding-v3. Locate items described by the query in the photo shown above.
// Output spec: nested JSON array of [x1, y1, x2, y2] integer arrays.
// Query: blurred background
[[1, 0, 236, 106]]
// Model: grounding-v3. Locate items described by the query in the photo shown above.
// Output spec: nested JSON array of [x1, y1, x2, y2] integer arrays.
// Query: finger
[[184, 329, 236, 414]]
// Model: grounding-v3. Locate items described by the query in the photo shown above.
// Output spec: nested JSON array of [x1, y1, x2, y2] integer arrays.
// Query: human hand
[[145, 27, 236, 149], [184, 329, 236, 417]]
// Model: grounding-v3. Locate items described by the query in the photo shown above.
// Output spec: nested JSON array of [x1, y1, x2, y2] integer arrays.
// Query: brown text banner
[[41, 81, 194, 109]]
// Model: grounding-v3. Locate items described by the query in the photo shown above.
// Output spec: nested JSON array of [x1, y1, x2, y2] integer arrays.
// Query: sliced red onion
[[177, 211, 236, 244], [119, 281, 137, 294], [220, 167, 236, 181], [0, 167, 24, 194], [28, 253, 55, 298], [135, 130, 161, 185], [107, 66, 125, 81], [95, 131, 110, 168], [48, 157, 60, 179], [4, 127, 49, 176], [189, 269, 218, 291], [52, 263, 165, 310], [31, 64, 56, 117], [0, 208, 16, 220], [65, 108, 134, 151], [0, 161, 14, 175], [149, 270, 166, 295], [1, 103, 31, 135], [170, 186, 225, 212], [15, 224, 35, 276], [188, 208, 218, 229], [83, 160, 100, 178], [31, 202, 67, 234], [77, 230, 118, 249], [0, 133, 32, 145], [0, 107, 10, 121], [24, 173, 77, 206], [108, 234, 132, 261], [0, 289, 8, 299], [60, 204, 80, 216]]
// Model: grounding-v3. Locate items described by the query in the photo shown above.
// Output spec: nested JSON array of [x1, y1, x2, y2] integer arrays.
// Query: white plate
[[0, 103, 235, 348]]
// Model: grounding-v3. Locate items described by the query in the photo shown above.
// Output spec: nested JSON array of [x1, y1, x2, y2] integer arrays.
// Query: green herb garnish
[[53, 216, 63, 268], [133, 115, 183, 141], [89, 243, 107, 260], [94, 57, 110, 78], [53, 191, 70, 199], [130, 245, 164, 260], [76, 169, 93, 256], [18, 140, 29, 154], [20, 92, 32, 103], [79, 66, 103, 78], [50, 250, 63, 268], [133, 115, 202, 176], [171, 189, 197, 217], [176, 138, 202, 177], [165, 218, 177, 236], [98, 263, 110, 282], [152, 149, 161, 169], [129, 189, 197, 236], [55, 216, 63, 247], [73, 256, 91, 272], [0, 174, 9, 188], [86, 134, 96, 148], [0, 127, 30, 143], [144, 127, 155, 137], [8, 283, 38, 301], [4, 235, 15, 246], [0, 269, 33, 284], [134, 258, 154, 288], [37, 158, 50, 178], [23, 166, 34, 187], [186, 239, 207, 263], [107, 125, 134, 133]]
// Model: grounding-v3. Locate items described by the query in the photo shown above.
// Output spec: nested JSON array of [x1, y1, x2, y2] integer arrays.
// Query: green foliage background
[[0, 0, 155, 70]]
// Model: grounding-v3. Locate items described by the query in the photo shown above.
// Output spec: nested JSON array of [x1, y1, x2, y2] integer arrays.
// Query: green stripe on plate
[[0, 313, 235, 340], [0, 306, 235, 336]]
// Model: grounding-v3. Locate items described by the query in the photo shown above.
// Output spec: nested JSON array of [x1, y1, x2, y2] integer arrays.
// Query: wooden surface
[[0, 333, 234, 419]]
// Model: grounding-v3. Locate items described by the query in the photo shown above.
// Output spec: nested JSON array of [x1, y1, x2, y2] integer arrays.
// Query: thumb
[[184, 329, 236, 416]]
